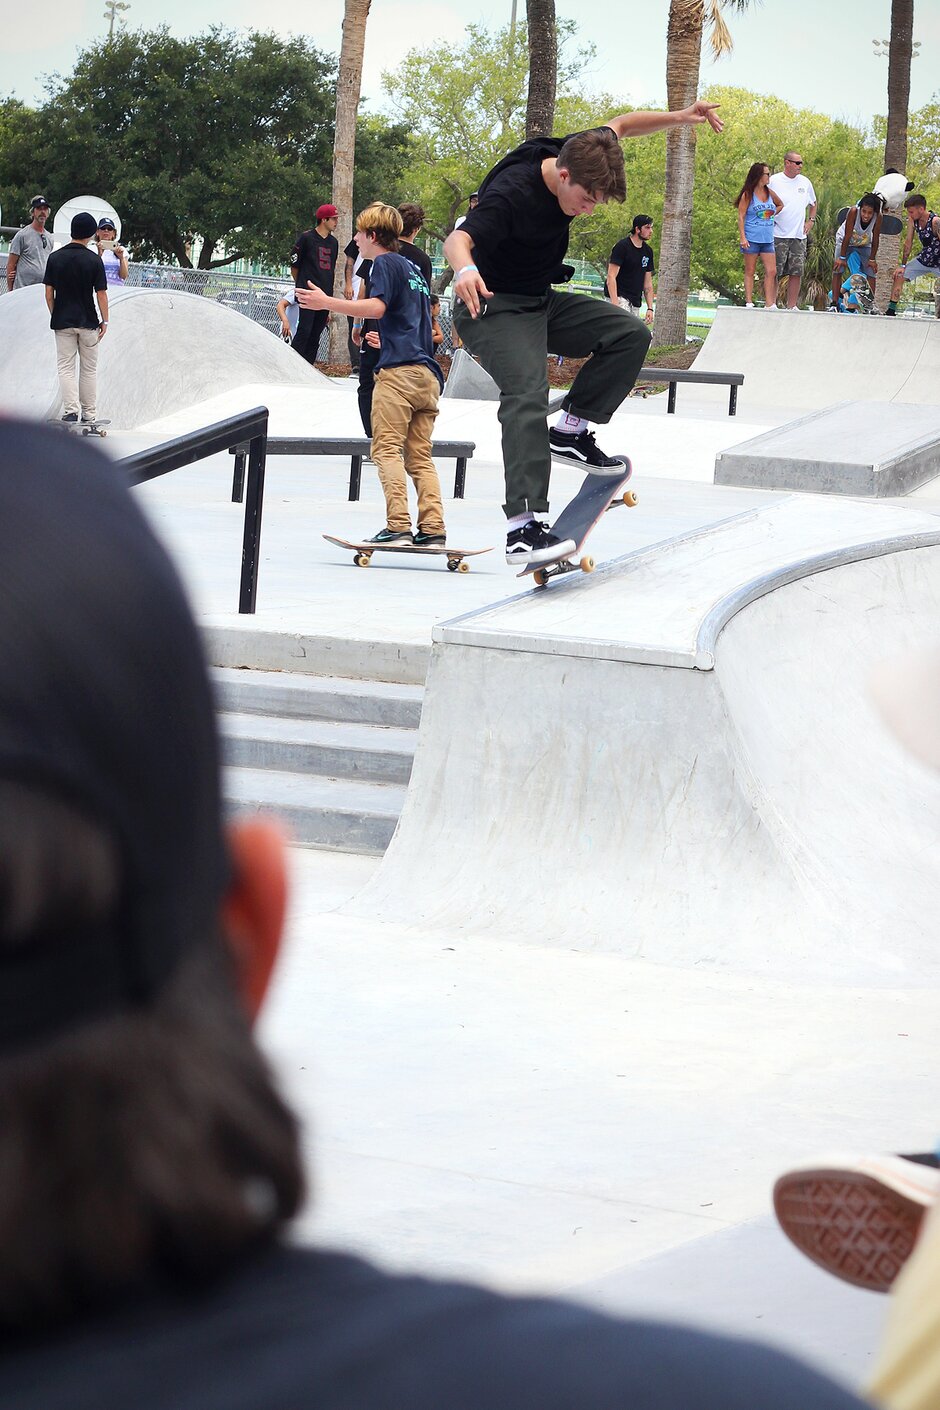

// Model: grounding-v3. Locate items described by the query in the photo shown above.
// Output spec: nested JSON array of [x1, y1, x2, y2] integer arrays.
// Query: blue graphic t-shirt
[[368, 251, 444, 389]]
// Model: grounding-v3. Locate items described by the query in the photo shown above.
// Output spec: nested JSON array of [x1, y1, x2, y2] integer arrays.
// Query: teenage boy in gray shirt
[[7, 195, 52, 290]]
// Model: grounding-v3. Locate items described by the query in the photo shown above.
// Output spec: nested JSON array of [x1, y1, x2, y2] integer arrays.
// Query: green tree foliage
[[874, 93, 940, 206], [0, 29, 412, 269], [570, 86, 879, 303], [381, 20, 596, 242]]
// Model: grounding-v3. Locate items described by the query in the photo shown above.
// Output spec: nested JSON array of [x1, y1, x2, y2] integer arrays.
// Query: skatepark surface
[[8, 305, 940, 1388]]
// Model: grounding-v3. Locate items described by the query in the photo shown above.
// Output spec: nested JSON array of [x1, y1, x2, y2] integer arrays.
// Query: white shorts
[[901, 256, 938, 282]]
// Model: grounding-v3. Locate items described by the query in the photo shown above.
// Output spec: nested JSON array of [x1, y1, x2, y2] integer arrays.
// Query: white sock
[[507, 513, 533, 532], [555, 412, 588, 435]]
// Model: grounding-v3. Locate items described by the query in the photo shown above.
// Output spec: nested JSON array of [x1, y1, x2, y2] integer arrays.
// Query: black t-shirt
[[43, 244, 107, 330], [369, 251, 443, 389], [291, 229, 338, 294], [460, 130, 612, 295], [398, 239, 433, 290], [1, 1244, 874, 1410], [343, 237, 373, 288], [609, 237, 655, 303]]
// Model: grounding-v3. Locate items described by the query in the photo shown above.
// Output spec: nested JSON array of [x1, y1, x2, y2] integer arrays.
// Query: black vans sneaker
[[61, 413, 79, 423], [549, 427, 625, 475], [505, 520, 575, 567], [369, 528, 413, 546], [414, 530, 446, 547]]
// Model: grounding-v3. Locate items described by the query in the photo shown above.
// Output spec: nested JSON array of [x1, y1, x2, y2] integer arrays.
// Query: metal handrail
[[121, 407, 269, 614]]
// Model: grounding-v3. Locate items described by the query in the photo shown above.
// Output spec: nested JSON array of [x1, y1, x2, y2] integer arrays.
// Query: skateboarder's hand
[[454, 266, 493, 319], [364, 330, 380, 349], [684, 100, 722, 133], [298, 283, 328, 310], [97, 323, 107, 340]]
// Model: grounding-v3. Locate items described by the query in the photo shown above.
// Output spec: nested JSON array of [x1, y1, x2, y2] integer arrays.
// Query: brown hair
[[556, 128, 626, 203], [356, 202, 403, 251], [904, 193, 928, 210], [734, 161, 770, 209], [0, 782, 304, 1331], [397, 202, 425, 238]]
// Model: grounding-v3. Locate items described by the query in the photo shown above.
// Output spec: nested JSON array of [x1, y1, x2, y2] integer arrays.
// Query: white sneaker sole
[[549, 448, 628, 477], [773, 1154, 940, 1292], [505, 536, 576, 567]]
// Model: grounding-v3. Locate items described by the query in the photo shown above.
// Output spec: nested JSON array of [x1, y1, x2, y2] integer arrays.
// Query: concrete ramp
[[692, 306, 940, 416], [0, 285, 330, 428], [346, 497, 940, 982], [715, 401, 940, 496]]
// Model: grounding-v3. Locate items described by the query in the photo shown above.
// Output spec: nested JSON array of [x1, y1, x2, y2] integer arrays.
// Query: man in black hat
[[606, 214, 656, 324], [0, 419, 878, 1410], [43, 211, 109, 424], [6, 195, 52, 291]]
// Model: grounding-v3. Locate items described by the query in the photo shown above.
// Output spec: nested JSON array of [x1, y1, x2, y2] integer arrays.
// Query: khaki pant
[[869, 1201, 940, 1410], [370, 364, 445, 535], [55, 328, 100, 419]]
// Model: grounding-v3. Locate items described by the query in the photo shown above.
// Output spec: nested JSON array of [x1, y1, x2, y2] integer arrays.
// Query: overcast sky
[[4, 0, 937, 130]]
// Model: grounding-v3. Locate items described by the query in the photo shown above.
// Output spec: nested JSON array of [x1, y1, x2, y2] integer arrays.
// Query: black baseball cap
[[632, 214, 653, 232], [30, 196, 50, 210], [0, 420, 228, 1055]]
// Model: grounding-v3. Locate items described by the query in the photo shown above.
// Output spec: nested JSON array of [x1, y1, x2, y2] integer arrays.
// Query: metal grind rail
[[121, 407, 268, 614]]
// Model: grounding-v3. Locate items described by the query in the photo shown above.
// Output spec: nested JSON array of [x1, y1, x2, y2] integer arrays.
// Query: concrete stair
[[212, 667, 423, 854]]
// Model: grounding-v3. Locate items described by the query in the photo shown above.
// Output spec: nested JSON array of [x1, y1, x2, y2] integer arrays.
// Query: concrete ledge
[[202, 626, 429, 685], [714, 402, 940, 497]]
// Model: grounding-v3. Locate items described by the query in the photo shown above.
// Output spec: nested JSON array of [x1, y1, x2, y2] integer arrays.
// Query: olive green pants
[[454, 289, 650, 517]]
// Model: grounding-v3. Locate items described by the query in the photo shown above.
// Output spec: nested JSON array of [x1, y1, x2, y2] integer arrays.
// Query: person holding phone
[[94, 219, 128, 286]]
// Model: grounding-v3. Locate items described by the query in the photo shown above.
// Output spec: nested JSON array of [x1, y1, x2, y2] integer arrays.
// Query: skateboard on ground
[[518, 460, 636, 588], [323, 535, 492, 573], [48, 418, 111, 438]]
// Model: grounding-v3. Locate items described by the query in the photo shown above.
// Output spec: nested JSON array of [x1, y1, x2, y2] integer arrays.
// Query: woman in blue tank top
[[735, 162, 784, 308]]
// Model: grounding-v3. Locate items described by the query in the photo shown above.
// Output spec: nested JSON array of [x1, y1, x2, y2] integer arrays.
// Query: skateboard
[[836, 207, 902, 237], [323, 535, 492, 573], [47, 418, 110, 438], [518, 460, 636, 588], [845, 272, 875, 312]]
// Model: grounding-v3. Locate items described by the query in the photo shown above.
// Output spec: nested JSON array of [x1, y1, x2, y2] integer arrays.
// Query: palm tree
[[874, 0, 914, 310], [525, 0, 557, 137], [653, 0, 756, 349], [330, 0, 371, 362]]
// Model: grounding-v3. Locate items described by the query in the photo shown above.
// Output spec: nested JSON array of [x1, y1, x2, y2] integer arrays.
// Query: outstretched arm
[[606, 102, 723, 139]]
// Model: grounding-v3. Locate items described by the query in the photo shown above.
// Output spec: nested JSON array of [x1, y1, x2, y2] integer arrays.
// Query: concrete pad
[[715, 401, 940, 496], [0, 285, 329, 427], [691, 306, 940, 418]]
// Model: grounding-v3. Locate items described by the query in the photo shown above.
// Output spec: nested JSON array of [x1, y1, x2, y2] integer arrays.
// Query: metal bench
[[635, 367, 744, 416], [229, 436, 477, 503]]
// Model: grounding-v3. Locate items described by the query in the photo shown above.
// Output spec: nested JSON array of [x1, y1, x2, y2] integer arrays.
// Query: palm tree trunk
[[525, 0, 557, 137], [875, 0, 914, 311], [330, 0, 371, 363], [652, 1, 703, 350]]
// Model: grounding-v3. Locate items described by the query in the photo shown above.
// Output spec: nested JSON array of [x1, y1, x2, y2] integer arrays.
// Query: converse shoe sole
[[773, 1154, 940, 1292], [505, 536, 576, 567], [549, 446, 628, 477]]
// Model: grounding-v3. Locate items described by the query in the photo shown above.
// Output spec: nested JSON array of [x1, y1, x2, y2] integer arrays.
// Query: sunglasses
[[40, 235, 47, 249], [788, 159, 804, 165]]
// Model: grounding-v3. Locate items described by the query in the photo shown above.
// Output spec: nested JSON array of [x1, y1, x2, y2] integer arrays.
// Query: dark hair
[[397, 202, 425, 237], [556, 128, 626, 203], [734, 161, 770, 209], [0, 782, 304, 1332], [905, 193, 928, 209], [429, 293, 440, 307], [857, 192, 882, 215]]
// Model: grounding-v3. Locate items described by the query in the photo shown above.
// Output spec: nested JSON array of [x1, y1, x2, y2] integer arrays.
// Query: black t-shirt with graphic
[[291, 229, 338, 294], [368, 251, 443, 389], [43, 244, 108, 330], [459, 130, 614, 295], [608, 238, 655, 303]]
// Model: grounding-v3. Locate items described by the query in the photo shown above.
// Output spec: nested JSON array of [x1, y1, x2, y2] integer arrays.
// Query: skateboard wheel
[[457, 560, 470, 573], [447, 557, 458, 571], [580, 555, 595, 573], [623, 490, 637, 507], [533, 568, 548, 588], [354, 553, 371, 567]]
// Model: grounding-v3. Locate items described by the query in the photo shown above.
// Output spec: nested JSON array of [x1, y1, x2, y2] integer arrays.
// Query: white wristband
[[456, 264, 477, 277]]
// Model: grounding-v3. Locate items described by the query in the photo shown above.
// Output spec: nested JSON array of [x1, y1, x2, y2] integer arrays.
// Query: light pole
[[872, 37, 920, 59], [104, 0, 130, 41]]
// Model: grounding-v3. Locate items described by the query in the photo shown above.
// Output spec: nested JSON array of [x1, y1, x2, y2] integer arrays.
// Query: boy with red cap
[[290, 203, 339, 364]]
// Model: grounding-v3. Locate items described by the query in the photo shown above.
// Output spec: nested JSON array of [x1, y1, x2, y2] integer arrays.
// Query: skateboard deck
[[517, 460, 636, 586], [323, 535, 491, 573], [845, 273, 875, 312], [836, 206, 902, 236], [48, 418, 111, 438]]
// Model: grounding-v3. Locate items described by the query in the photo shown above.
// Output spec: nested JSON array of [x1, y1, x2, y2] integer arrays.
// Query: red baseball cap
[[317, 204, 338, 219]]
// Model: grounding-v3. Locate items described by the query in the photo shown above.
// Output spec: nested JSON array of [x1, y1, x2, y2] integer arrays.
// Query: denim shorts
[[741, 241, 774, 254]]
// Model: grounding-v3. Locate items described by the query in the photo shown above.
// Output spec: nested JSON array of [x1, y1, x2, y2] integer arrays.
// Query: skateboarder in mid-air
[[443, 102, 723, 567], [298, 203, 447, 548]]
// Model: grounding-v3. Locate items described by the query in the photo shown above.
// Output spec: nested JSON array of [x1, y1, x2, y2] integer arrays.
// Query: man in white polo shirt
[[769, 151, 817, 309]]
